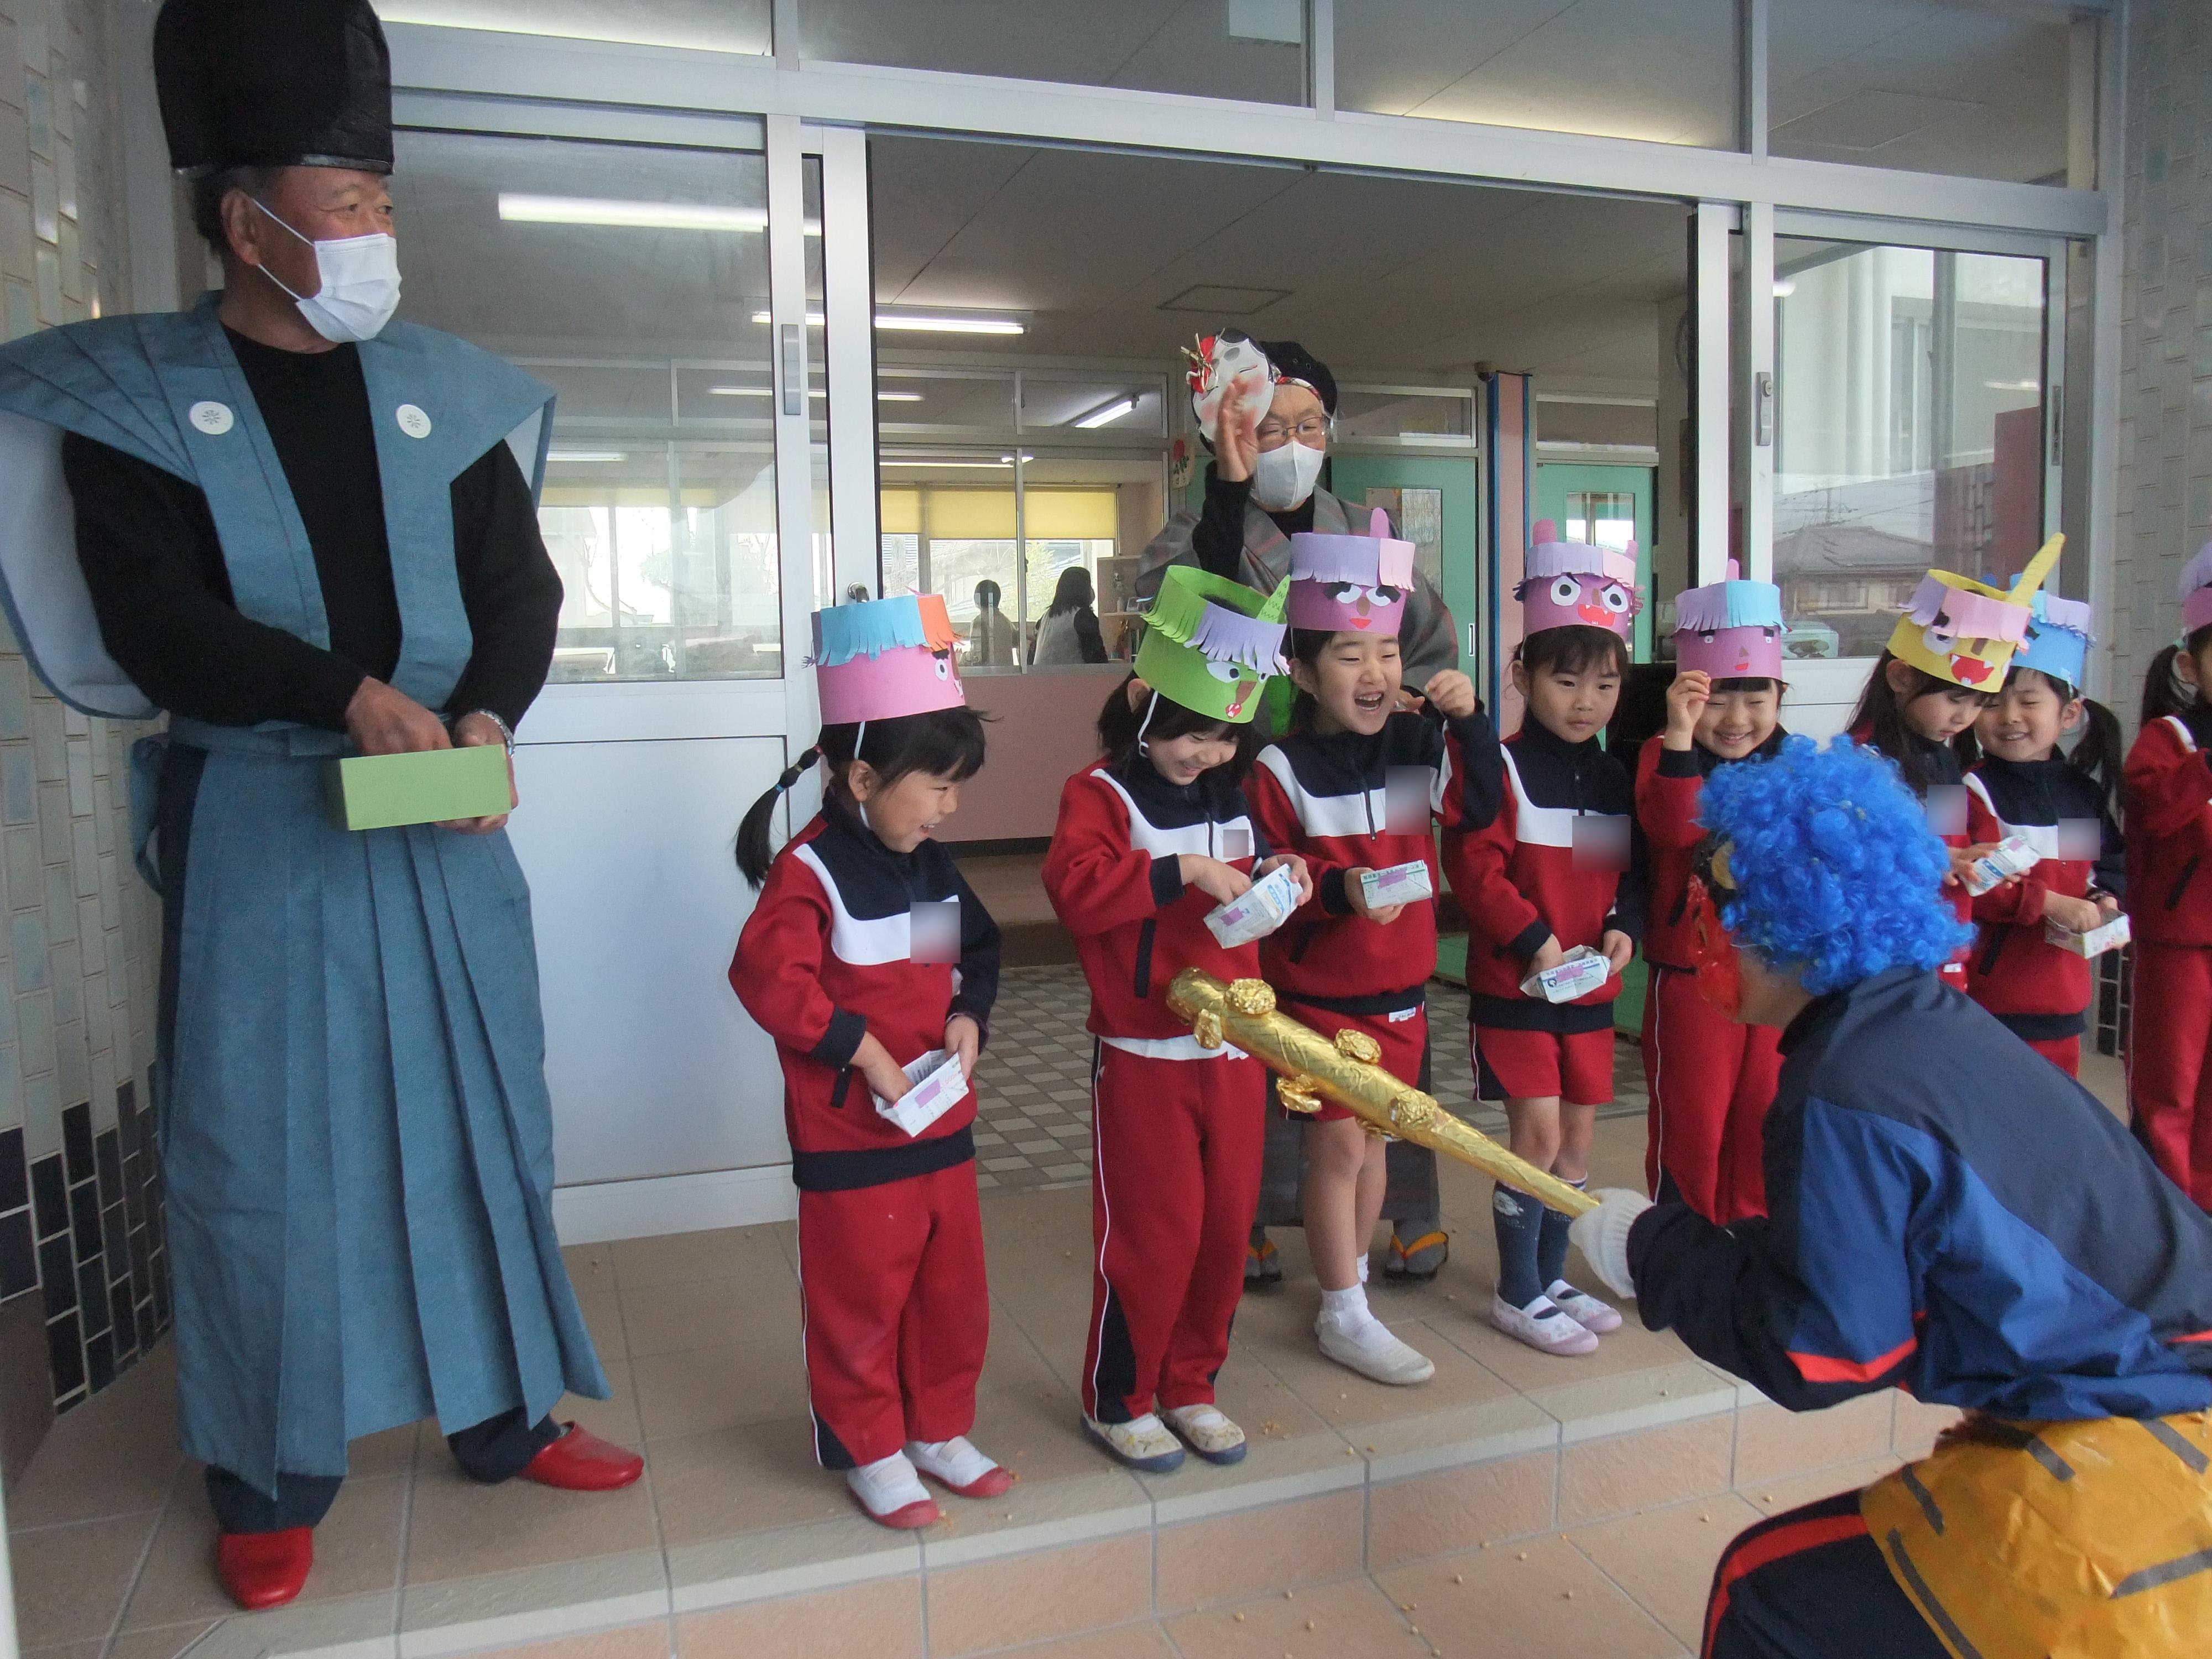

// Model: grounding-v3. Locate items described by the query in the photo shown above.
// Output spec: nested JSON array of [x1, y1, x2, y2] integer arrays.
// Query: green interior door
[[1323, 454, 1481, 677], [1535, 464, 1657, 663]]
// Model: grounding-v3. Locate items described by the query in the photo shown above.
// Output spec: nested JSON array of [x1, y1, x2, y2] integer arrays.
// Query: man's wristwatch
[[458, 709, 517, 755]]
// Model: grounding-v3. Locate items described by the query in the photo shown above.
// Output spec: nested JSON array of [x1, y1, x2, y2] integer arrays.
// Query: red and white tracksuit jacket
[[1635, 732, 1786, 1223], [2124, 714, 2212, 1207], [1964, 754, 2124, 1078], [1043, 758, 1270, 1425], [728, 797, 1001, 1467], [1244, 706, 1501, 1118], [1855, 723, 1974, 989]]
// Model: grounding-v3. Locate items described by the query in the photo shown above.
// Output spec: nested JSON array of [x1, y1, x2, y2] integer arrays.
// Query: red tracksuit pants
[[2022, 1034, 2081, 1077], [1083, 1042, 1266, 1424], [2128, 942, 2212, 1210], [1641, 965, 1780, 1224], [796, 1157, 990, 1468]]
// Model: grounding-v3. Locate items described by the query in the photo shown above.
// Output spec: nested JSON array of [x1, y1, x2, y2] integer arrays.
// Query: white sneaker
[[1489, 1292, 1600, 1356], [1083, 1412, 1186, 1472], [1316, 1311, 1436, 1385], [1162, 1404, 1247, 1465], [907, 1435, 1013, 1498], [1547, 1279, 1624, 1334], [845, 1451, 940, 1529]]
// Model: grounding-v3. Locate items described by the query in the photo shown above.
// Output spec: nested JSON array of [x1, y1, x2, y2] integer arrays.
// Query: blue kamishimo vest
[[0, 297, 604, 1494]]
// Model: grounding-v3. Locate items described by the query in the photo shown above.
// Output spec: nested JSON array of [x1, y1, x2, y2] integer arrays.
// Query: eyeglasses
[[1254, 417, 1332, 447]]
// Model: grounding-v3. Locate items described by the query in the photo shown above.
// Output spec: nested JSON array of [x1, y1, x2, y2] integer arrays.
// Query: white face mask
[[1249, 434, 1326, 511], [250, 199, 401, 344]]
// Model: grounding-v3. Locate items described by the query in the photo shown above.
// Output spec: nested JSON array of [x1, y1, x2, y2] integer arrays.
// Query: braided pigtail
[[735, 742, 823, 888]]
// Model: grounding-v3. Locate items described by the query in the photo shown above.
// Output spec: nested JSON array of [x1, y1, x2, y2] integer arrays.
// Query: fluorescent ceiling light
[[749, 310, 1024, 335], [1986, 378, 2040, 392], [498, 194, 819, 234], [708, 386, 926, 402], [1771, 279, 1797, 298], [877, 392, 924, 403], [881, 458, 1013, 469], [551, 450, 627, 462], [1073, 396, 1137, 429]]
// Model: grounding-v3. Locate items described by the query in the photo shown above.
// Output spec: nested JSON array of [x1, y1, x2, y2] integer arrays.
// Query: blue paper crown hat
[[2014, 592, 2092, 691]]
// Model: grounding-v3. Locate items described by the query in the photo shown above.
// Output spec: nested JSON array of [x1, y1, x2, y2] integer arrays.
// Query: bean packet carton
[[1359, 858, 1434, 909], [1204, 860, 1301, 950], [875, 1049, 967, 1138], [1961, 835, 2041, 898], [2044, 910, 2131, 959], [1521, 945, 1611, 1004]]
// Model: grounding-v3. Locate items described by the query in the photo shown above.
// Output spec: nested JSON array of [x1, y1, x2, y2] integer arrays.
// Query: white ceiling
[[870, 137, 1689, 387]]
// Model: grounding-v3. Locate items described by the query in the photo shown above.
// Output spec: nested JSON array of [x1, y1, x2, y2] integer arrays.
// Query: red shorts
[[1472, 1024, 1615, 1106], [1277, 997, 1427, 1123]]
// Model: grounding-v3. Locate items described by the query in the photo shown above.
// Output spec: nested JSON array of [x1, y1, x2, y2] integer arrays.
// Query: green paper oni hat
[[1133, 567, 1290, 726]]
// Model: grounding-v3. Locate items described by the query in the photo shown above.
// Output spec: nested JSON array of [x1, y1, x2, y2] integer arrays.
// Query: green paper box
[[328, 744, 512, 832]]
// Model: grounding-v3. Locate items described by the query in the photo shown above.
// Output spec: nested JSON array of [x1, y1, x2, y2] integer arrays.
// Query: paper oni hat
[[2180, 541, 2212, 636], [1517, 520, 1639, 639], [811, 594, 966, 726], [1886, 534, 2063, 691], [1287, 508, 1416, 635], [2014, 592, 2092, 691], [1134, 567, 1288, 726], [1673, 561, 1785, 679]]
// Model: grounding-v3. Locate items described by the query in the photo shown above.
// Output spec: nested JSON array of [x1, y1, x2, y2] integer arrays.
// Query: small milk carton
[[875, 1050, 967, 1138], [2045, 910, 2131, 959], [1521, 945, 1612, 1004], [1961, 835, 2041, 897], [1359, 859, 1434, 909], [1204, 860, 1301, 950]]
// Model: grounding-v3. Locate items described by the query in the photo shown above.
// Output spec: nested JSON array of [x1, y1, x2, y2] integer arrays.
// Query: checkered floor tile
[[973, 964, 1648, 1196]]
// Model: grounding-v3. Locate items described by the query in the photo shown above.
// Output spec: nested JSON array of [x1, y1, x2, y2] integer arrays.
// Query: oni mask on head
[[1134, 567, 1290, 725], [1517, 520, 1639, 639], [1287, 509, 1416, 637], [1885, 534, 2063, 691], [1185, 329, 1276, 445], [811, 593, 967, 725]]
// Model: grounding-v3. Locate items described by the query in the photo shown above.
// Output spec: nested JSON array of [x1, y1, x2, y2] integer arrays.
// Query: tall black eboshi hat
[[154, 0, 393, 178]]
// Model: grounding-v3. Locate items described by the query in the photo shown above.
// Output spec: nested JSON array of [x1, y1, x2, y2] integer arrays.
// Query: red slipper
[[851, 1490, 941, 1530], [518, 1423, 644, 1492], [217, 1526, 314, 1611]]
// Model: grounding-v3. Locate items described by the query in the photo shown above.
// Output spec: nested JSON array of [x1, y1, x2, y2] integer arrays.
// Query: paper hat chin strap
[[1885, 534, 2064, 691]]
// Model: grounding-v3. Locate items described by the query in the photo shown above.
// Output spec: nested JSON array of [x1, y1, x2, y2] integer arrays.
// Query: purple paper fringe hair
[[1185, 599, 1290, 674]]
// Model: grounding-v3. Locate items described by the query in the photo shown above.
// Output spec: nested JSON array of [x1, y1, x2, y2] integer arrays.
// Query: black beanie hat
[[1255, 339, 1337, 415]]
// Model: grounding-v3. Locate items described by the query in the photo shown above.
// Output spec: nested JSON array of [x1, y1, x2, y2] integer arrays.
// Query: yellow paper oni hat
[[1885, 535, 2064, 692]]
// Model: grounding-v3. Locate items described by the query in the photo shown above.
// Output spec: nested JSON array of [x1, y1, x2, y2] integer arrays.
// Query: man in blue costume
[[0, 0, 638, 1612], [1568, 738, 2212, 1658]]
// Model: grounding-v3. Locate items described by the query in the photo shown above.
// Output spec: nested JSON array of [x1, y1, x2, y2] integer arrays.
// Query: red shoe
[[518, 1423, 644, 1492], [216, 1527, 314, 1611]]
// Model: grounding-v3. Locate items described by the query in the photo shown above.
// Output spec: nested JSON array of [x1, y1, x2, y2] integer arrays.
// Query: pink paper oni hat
[[1516, 520, 1640, 639], [811, 594, 966, 725], [2183, 541, 2212, 636], [1287, 507, 1417, 635], [1673, 560, 1785, 678]]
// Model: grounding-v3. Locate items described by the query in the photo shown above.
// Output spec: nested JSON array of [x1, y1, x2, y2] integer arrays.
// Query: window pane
[[1020, 377, 1166, 437], [1773, 241, 2047, 661], [1335, 389, 1474, 442], [800, 0, 1309, 105], [1337, 0, 1738, 148], [374, 0, 771, 53], [390, 129, 780, 680], [1768, 1, 2088, 184]]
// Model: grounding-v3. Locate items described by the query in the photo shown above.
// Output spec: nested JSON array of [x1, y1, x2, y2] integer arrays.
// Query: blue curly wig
[[1698, 736, 1970, 995]]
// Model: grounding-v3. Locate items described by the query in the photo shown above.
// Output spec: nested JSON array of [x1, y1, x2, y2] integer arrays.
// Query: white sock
[[1357, 1253, 1370, 1285], [1320, 1283, 1369, 1324]]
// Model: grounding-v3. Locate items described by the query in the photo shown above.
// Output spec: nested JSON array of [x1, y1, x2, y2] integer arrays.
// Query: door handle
[[781, 324, 804, 417]]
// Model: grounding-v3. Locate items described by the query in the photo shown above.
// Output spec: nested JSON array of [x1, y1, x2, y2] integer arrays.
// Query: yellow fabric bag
[[1862, 1411, 2212, 1658]]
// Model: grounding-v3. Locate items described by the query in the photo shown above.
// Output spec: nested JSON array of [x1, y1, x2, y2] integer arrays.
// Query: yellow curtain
[[874, 486, 1118, 540]]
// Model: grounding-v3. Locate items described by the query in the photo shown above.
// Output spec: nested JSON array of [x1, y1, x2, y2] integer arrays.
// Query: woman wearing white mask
[[0, 0, 632, 1613], [1139, 335, 1462, 1286]]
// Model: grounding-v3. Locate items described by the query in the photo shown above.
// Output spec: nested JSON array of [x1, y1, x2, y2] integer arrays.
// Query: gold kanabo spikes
[[1166, 968, 1599, 1218]]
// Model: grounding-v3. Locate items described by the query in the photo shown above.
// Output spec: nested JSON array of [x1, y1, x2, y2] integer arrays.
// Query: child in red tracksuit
[[1965, 609, 2124, 1079], [728, 595, 1009, 1532], [2126, 539, 2212, 1208], [1044, 644, 1311, 1472], [1245, 628, 1494, 1387], [1444, 619, 1640, 1357], [1637, 672, 1787, 1224]]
